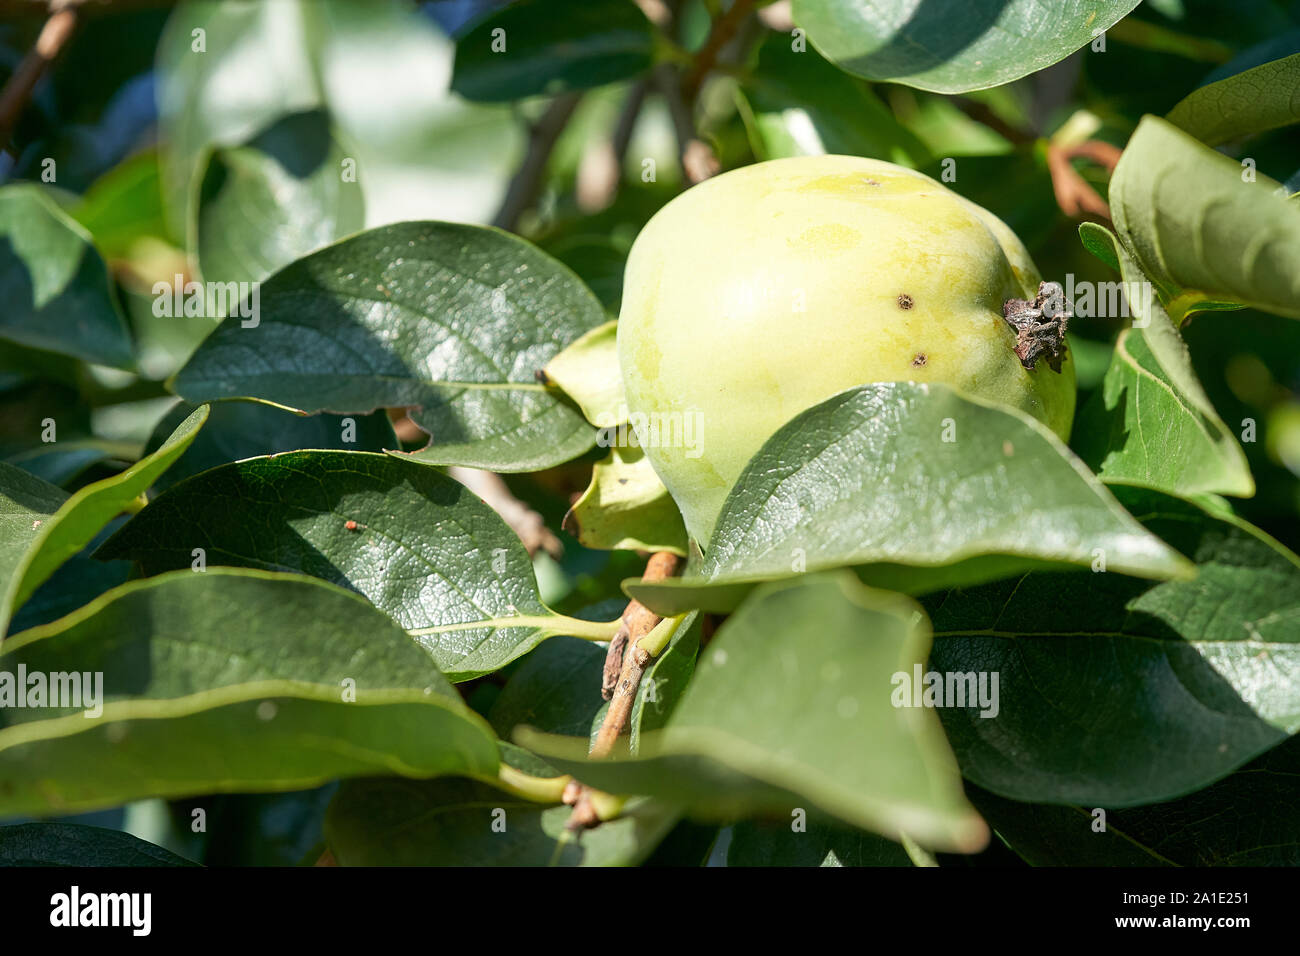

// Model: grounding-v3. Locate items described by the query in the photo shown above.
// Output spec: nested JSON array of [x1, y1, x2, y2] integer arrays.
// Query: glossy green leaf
[[926, 487, 1300, 806], [0, 184, 133, 369], [1166, 52, 1300, 146], [541, 320, 625, 428], [1072, 226, 1254, 498], [740, 32, 930, 166], [170, 221, 605, 472], [195, 109, 365, 287], [0, 569, 499, 818], [326, 776, 678, 866], [792, 0, 1142, 94], [488, 637, 607, 741], [1110, 115, 1300, 319], [72, 150, 173, 258], [96, 450, 618, 681], [451, 0, 655, 103], [973, 734, 1300, 865], [142, 400, 396, 493], [523, 573, 989, 853], [565, 444, 688, 555], [0, 823, 198, 867], [6, 440, 137, 489], [627, 383, 1191, 616], [0, 405, 207, 636]]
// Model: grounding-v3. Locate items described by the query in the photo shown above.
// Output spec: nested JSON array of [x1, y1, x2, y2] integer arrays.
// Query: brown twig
[[492, 91, 583, 232], [1046, 140, 1121, 220], [655, 64, 719, 185], [448, 466, 563, 561], [568, 551, 682, 831], [681, 0, 758, 101], [576, 77, 649, 213], [949, 97, 1036, 146], [0, 1, 79, 153]]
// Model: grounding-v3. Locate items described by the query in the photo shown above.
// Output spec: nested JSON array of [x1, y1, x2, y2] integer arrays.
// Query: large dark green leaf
[[926, 487, 1300, 806], [96, 451, 620, 680], [451, 0, 655, 103], [195, 109, 365, 287], [0, 569, 499, 818], [524, 573, 989, 852], [141, 400, 396, 493], [627, 383, 1191, 615], [1109, 115, 1300, 319], [792, 0, 1142, 94], [0, 406, 207, 636], [0, 184, 133, 369], [0, 823, 198, 867], [1072, 225, 1254, 498], [1166, 52, 1300, 147], [973, 734, 1300, 865], [170, 221, 604, 471], [326, 776, 678, 866]]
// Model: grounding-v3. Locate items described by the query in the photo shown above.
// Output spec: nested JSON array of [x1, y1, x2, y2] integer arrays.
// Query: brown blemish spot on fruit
[[912, 353, 927, 367], [898, 294, 914, 310]]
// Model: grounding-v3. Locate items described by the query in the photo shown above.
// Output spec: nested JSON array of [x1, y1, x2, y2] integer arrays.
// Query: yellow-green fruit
[[617, 154, 1076, 544]]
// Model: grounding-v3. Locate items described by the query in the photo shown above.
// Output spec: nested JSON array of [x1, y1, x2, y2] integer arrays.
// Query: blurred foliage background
[[1, 0, 1298, 864]]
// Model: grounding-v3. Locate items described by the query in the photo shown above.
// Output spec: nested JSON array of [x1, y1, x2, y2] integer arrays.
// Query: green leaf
[[170, 221, 605, 472], [6, 440, 138, 489], [488, 637, 607, 740], [728, 817, 913, 866], [326, 777, 678, 866], [1109, 115, 1300, 319], [926, 487, 1300, 806], [565, 443, 688, 555], [0, 184, 134, 369], [1078, 221, 1119, 272], [0, 405, 207, 636], [71, 150, 173, 258], [1166, 52, 1300, 146], [627, 383, 1192, 616], [194, 109, 365, 287], [141, 400, 396, 494], [739, 32, 930, 166], [0, 568, 499, 819], [0, 823, 198, 866], [791, 0, 1142, 94], [973, 734, 1300, 865], [96, 450, 618, 681], [1072, 226, 1254, 498], [451, 0, 655, 103], [541, 320, 625, 428], [523, 573, 989, 853]]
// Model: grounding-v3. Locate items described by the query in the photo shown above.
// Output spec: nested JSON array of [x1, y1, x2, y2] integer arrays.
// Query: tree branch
[[0, 1, 79, 153], [681, 0, 758, 101], [655, 64, 719, 185], [491, 91, 583, 233]]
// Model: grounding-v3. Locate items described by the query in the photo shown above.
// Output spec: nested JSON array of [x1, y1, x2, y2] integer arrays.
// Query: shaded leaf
[[326, 777, 678, 866], [97, 450, 618, 680], [451, 0, 654, 103], [728, 816, 913, 866], [0, 823, 197, 867], [1166, 52, 1300, 146], [0, 184, 133, 369], [195, 109, 365, 287], [0, 405, 207, 636], [926, 487, 1300, 806], [792, 0, 1142, 94]]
